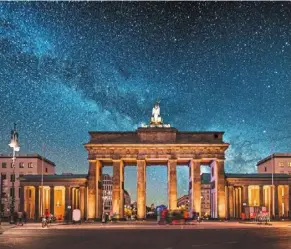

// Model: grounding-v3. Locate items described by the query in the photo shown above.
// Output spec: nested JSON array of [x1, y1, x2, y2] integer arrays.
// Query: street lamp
[[8, 123, 20, 224]]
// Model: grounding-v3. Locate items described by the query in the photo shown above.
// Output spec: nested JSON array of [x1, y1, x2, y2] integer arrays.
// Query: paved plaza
[[1, 221, 291, 249]]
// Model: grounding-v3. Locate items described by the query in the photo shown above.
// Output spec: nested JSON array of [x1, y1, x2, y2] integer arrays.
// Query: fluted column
[[65, 186, 71, 209], [235, 188, 239, 218], [71, 188, 75, 210], [80, 186, 85, 219], [119, 161, 124, 218], [210, 160, 226, 218], [285, 186, 289, 217], [34, 186, 39, 220], [274, 185, 279, 217], [225, 185, 229, 219], [50, 186, 54, 215], [87, 160, 102, 219], [137, 160, 146, 220], [168, 160, 177, 211], [228, 186, 234, 218], [238, 187, 242, 217], [242, 185, 248, 207], [87, 161, 96, 219], [259, 185, 264, 207], [189, 160, 201, 215], [112, 160, 124, 219]]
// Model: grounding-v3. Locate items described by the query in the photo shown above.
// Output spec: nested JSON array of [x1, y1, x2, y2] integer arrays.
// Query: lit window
[[288, 162, 291, 167], [2, 162, 7, 168], [28, 163, 34, 168], [279, 162, 284, 167], [19, 162, 24, 168]]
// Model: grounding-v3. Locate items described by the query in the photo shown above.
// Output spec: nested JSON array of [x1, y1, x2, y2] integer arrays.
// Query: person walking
[[23, 211, 27, 224]]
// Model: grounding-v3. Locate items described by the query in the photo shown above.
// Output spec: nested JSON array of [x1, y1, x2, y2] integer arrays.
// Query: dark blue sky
[[0, 2, 291, 205]]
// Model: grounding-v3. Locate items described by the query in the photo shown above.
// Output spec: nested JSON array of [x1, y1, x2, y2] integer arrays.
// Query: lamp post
[[8, 123, 20, 224]]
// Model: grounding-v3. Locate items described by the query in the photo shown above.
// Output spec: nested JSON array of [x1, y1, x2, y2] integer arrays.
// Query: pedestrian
[[17, 211, 23, 225], [23, 211, 27, 224], [13, 211, 18, 225]]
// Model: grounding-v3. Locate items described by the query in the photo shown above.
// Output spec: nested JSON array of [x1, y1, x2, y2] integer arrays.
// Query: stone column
[[87, 160, 96, 219], [50, 186, 54, 215], [238, 187, 242, 217], [34, 186, 39, 220], [19, 186, 24, 212], [87, 160, 102, 220], [65, 186, 71, 209], [80, 186, 85, 219], [112, 160, 124, 219], [189, 160, 201, 215], [259, 185, 264, 207], [168, 160, 177, 211], [235, 188, 239, 218], [228, 186, 234, 218], [274, 185, 279, 217], [119, 161, 124, 218], [137, 160, 146, 220], [211, 160, 226, 219], [84, 186, 88, 220], [242, 185, 248, 207], [284, 186, 289, 217], [225, 185, 229, 219]]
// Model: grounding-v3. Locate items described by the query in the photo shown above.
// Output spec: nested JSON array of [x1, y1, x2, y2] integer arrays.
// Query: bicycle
[[42, 217, 50, 228]]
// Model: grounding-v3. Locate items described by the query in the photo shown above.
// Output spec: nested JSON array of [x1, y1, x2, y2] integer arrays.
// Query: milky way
[[0, 2, 291, 205]]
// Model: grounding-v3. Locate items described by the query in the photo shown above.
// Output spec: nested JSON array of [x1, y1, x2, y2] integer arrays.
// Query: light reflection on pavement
[[1, 222, 291, 249]]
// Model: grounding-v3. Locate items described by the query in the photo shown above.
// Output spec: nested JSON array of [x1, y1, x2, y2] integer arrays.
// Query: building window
[[19, 162, 24, 168], [28, 162, 34, 168], [2, 162, 7, 168], [1, 173, 7, 180], [45, 168, 48, 173], [265, 167, 267, 172], [10, 187, 14, 197], [10, 174, 15, 182], [28, 189, 32, 198], [19, 188, 21, 198], [279, 162, 284, 167], [288, 162, 291, 167]]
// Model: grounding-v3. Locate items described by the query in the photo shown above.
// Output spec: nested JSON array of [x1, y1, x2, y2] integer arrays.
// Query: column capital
[[112, 159, 122, 163], [168, 159, 177, 163]]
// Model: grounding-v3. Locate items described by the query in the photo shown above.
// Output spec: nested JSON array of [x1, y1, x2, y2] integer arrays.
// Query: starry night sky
[[1, 2, 291, 205]]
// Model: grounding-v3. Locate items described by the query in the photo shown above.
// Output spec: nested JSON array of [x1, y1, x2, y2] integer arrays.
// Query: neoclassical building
[[19, 103, 291, 220]]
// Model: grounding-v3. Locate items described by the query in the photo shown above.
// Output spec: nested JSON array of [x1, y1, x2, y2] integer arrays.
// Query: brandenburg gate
[[20, 102, 291, 220], [85, 102, 229, 219]]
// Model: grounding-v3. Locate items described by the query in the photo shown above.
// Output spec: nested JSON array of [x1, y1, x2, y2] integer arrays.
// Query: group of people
[[12, 211, 27, 225], [11, 209, 54, 225], [157, 209, 201, 224]]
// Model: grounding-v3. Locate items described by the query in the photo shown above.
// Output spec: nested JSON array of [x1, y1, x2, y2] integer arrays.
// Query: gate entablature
[[85, 128, 229, 162]]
